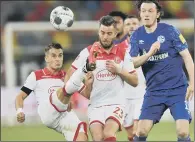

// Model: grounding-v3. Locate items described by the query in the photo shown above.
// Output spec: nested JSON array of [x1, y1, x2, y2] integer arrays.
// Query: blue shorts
[[139, 85, 192, 124]]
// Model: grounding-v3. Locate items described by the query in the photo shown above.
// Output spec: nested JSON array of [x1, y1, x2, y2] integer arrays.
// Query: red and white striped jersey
[[23, 67, 65, 105], [72, 42, 135, 107]]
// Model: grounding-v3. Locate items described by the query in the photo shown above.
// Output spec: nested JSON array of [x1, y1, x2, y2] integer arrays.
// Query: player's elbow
[[131, 78, 138, 87]]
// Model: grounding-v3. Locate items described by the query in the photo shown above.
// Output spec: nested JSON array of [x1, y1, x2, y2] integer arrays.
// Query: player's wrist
[[16, 108, 24, 114]]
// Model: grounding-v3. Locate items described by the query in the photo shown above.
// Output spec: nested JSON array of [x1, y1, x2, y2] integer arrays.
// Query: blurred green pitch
[[1, 121, 194, 141]]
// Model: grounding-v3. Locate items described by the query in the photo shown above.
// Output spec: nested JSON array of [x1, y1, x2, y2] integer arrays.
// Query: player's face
[[98, 24, 117, 49], [112, 16, 124, 35], [45, 48, 63, 70], [124, 18, 140, 36], [140, 3, 160, 28]]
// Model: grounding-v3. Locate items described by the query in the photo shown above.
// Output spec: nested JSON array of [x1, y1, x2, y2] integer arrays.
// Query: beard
[[99, 39, 113, 50]]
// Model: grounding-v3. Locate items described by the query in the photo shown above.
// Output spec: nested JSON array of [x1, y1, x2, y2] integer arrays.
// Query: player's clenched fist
[[16, 109, 25, 123], [148, 41, 160, 57], [106, 60, 122, 74]]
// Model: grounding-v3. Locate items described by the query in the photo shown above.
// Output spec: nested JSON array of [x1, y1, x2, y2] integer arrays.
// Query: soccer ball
[[50, 6, 74, 31]]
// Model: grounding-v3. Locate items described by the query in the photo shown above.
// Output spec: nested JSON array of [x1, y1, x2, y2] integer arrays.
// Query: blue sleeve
[[129, 31, 140, 57], [169, 25, 188, 52]]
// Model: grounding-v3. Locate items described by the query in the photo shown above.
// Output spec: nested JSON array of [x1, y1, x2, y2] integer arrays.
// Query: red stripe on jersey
[[34, 68, 66, 81], [71, 65, 77, 70], [129, 70, 136, 74]]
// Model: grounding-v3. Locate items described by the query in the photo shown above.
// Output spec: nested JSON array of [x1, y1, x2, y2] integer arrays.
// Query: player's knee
[[177, 130, 189, 138], [91, 131, 103, 141], [103, 129, 115, 139], [137, 127, 149, 136]]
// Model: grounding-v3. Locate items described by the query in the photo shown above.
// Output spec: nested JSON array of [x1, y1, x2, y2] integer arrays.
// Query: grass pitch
[[1, 121, 194, 141]]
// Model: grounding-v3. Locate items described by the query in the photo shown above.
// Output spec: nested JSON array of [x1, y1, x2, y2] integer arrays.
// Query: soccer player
[[15, 43, 93, 141], [122, 15, 146, 141], [129, 0, 194, 141], [65, 15, 138, 141], [108, 11, 128, 43]]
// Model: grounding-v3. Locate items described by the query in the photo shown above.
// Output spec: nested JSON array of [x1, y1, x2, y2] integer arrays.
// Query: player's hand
[[147, 41, 160, 57], [17, 112, 25, 123], [84, 72, 94, 86], [106, 60, 122, 74], [185, 84, 194, 101]]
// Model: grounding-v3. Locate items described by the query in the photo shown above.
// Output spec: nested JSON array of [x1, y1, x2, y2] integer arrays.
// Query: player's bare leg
[[90, 123, 104, 141], [125, 120, 138, 141], [76, 132, 88, 141], [176, 119, 191, 141], [134, 120, 153, 141], [125, 126, 134, 141], [103, 119, 119, 141]]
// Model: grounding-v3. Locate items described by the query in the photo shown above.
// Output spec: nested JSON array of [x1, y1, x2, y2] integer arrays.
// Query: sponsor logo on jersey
[[48, 86, 61, 94], [157, 35, 165, 43], [96, 69, 117, 81], [148, 52, 169, 61], [139, 40, 144, 44]]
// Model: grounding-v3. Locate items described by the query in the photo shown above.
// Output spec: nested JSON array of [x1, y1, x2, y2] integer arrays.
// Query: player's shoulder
[[33, 69, 45, 81], [158, 22, 175, 31]]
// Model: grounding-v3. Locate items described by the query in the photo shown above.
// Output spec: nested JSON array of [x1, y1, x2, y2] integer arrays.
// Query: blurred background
[[1, 1, 194, 141]]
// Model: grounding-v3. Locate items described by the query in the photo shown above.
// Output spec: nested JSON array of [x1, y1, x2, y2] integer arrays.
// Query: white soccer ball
[[50, 6, 74, 31]]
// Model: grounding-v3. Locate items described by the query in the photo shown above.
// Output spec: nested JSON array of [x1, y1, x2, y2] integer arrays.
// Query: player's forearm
[[118, 70, 138, 87], [15, 94, 25, 110], [132, 53, 150, 68]]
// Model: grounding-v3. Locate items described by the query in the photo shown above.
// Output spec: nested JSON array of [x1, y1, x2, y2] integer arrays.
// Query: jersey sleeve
[[72, 48, 89, 70], [23, 72, 37, 90], [123, 50, 136, 73], [169, 25, 188, 52], [129, 31, 140, 57]]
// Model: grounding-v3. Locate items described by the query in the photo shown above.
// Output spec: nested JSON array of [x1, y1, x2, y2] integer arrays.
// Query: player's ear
[[157, 12, 160, 19], [45, 55, 49, 63]]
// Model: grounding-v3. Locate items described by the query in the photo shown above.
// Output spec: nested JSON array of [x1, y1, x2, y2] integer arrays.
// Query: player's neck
[[144, 22, 158, 33], [46, 67, 60, 75], [116, 32, 125, 40]]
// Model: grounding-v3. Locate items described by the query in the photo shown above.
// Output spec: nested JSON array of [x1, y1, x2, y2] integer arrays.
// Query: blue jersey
[[129, 23, 188, 92]]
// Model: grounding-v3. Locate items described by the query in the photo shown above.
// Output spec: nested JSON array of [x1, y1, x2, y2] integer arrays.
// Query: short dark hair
[[45, 43, 63, 53], [108, 11, 128, 21], [126, 15, 138, 19], [136, 0, 164, 22], [99, 15, 116, 28]]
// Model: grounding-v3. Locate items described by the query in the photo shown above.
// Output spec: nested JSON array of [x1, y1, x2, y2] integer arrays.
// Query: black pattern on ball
[[54, 17, 62, 25], [63, 7, 69, 11], [67, 20, 73, 27]]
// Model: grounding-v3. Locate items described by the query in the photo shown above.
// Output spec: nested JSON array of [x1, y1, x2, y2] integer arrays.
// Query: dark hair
[[136, 0, 164, 22], [108, 11, 128, 21], [45, 43, 63, 53], [126, 15, 138, 19], [99, 15, 116, 28]]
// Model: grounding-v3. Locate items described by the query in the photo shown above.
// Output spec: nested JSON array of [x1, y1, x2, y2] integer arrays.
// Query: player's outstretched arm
[[15, 91, 28, 123], [132, 41, 160, 68], [180, 49, 194, 101]]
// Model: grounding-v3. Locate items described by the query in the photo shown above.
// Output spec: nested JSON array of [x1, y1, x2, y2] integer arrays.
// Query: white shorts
[[37, 92, 87, 141], [123, 98, 143, 128], [88, 104, 125, 131]]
